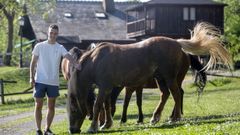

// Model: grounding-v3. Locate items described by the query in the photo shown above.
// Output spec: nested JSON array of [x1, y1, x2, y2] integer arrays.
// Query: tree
[[216, 0, 240, 66], [223, 0, 240, 64], [0, 0, 55, 66], [0, 1, 18, 65]]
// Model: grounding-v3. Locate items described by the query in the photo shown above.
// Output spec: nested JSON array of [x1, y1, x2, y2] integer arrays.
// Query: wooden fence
[[0, 79, 67, 104], [1, 71, 239, 105]]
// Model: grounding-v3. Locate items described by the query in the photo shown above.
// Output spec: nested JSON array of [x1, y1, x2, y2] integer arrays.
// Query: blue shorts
[[33, 83, 60, 98]]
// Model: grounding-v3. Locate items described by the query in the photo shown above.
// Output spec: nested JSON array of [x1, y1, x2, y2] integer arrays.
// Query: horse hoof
[[150, 117, 159, 125], [170, 117, 181, 122], [137, 119, 143, 124], [120, 119, 127, 123], [68, 128, 81, 134], [136, 121, 143, 125], [100, 122, 113, 130], [120, 118, 127, 124], [87, 127, 98, 133]]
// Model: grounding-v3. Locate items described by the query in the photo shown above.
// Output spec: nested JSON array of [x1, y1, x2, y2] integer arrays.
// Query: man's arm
[[64, 53, 81, 70], [30, 55, 38, 87]]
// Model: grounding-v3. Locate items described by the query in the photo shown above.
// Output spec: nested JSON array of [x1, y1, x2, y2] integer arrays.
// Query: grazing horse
[[62, 45, 206, 125], [110, 54, 207, 124], [61, 47, 96, 120], [67, 22, 231, 133]]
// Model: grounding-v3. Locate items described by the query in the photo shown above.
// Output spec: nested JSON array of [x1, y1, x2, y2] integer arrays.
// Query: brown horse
[[67, 22, 231, 133], [110, 55, 207, 124], [61, 47, 96, 121], [62, 46, 206, 125]]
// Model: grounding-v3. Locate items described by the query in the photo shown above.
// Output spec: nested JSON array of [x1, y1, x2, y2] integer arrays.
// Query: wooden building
[[28, 0, 227, 49], [126, 0, 227, 39]]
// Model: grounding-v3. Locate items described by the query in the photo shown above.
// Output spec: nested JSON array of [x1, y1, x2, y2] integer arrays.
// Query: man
[[30, 24, 81, 135]]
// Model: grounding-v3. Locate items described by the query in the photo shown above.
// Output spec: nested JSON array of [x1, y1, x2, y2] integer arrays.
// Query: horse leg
[[87, 88, 106, 133], [99, 106, 105, 127], [87, 87, 95, 120], [180, 88, 184, 115], [150, 79, 170, 125], [100, 94, 113, 130], [170, 87, 184, 118], [168, 80, 181, 122], [98, 87, 123, 126], [120, 87, 134, 123], [136, 87, 143, 123], [170, 54, 189, 119], [111, 87, 124, 116]]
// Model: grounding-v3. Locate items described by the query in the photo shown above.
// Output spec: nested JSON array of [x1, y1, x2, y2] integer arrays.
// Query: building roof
[[146, 0, 226, 5], [29, 1, 141, 41], [127, 0, 226, 11]]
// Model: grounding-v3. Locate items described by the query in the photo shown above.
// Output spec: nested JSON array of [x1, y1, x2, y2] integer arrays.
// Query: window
[[95, 12, 107, 19], [64, 12, 73, 18], [183, 7, 189, 21], [190, 7, 196, 20], [183, 7, 196, 21]]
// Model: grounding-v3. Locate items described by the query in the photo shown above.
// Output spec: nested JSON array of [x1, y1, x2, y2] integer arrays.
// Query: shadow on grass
[[113, 113, 153, 121], [96, 112, 240, 134]]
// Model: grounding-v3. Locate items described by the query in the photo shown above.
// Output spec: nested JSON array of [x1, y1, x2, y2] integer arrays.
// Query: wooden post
[[0, 79, 5, 104]]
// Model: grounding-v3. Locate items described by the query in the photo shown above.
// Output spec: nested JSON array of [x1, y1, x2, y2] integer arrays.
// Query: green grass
[[0, 66, 31, 94], [0, 66, 67, 94], [0, 90, 68, 117], [1, 66, 240, 134], [47, 77, 240, 135]]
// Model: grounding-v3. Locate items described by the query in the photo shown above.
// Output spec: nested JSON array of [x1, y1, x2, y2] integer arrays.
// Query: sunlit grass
[[1, 66, 239, 134], [50, 78, 240, 134]]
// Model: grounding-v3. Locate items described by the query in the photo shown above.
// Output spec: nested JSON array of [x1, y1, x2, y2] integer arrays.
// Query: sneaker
[[36, 130, 43, 135], [44, 129, 54, 135]]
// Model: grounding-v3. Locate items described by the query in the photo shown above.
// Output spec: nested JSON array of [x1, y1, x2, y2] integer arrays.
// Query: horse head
[[67, 47, 96, 133], [69, 47, 85, 61], [67, 67, 89, 134], [61, 47, 85, 80]]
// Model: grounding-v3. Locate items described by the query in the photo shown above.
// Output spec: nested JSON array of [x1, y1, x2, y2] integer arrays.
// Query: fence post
[[0, 79, 5, 104]]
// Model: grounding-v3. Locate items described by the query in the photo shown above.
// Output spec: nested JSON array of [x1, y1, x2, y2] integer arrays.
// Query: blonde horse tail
[[177, 22, 232, 71]]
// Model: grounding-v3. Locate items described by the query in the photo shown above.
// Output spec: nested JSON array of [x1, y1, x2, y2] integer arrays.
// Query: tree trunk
[[3, 11, 14, 66]]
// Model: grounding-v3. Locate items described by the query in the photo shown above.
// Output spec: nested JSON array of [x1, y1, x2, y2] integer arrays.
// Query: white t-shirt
[[32, 41, 68, 86]]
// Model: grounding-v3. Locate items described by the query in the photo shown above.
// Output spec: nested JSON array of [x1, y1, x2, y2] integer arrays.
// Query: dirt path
[[0, 107, 67, 135]]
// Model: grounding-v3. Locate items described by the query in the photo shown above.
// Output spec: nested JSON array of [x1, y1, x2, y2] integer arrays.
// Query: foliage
[[0, 0, 55, 65], [216, 0, 240, 63]]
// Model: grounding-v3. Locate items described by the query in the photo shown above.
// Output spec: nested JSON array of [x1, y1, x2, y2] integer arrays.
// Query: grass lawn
[[49, 77, 240, 135], [1, 66, 240, 134]]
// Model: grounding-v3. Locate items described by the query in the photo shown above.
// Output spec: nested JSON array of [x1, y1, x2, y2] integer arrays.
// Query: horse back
[[80, 37, 185, 87]]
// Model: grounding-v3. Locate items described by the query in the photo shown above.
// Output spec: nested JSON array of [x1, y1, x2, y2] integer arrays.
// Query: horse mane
[[78, 42, 108, 65]]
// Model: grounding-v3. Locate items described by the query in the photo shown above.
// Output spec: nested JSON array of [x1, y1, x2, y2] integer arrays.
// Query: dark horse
[[110, 55, 207, 124], [67, 22, 231, 133], [62, 47, 207, 125], [62, 47, 96, 120]]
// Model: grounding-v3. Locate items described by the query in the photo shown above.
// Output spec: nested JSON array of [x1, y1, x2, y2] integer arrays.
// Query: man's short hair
[[49, 24, 59, 31]]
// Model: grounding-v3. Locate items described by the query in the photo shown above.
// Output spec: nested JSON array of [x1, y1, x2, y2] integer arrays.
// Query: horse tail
[[189, 55, 206, 93], [190, 55, 206, 82], [177, 22, 232, 70]]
